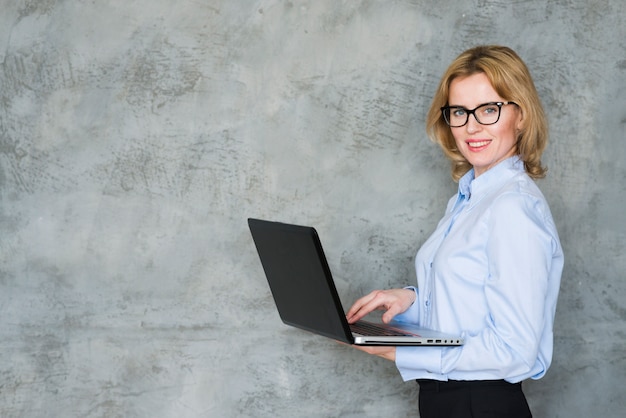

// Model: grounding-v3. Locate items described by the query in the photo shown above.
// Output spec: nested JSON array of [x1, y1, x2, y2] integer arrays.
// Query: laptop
[[248, 218, 464, 346]]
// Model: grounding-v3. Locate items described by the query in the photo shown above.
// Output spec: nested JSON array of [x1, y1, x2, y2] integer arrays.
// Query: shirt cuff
[[395, 346, 444, 381]]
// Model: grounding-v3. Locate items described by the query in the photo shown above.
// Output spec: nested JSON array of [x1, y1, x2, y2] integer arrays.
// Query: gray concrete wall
[[1, 1, 624, 417]]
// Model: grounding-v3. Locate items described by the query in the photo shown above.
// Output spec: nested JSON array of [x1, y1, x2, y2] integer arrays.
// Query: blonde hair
[[426, 45, 548, 181]]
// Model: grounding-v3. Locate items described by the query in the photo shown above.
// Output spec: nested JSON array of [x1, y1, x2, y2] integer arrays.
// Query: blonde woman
[[347, 45, 564, 418]]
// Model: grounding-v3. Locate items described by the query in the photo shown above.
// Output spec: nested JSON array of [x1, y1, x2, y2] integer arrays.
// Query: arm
[[345, 288, 416, 361]]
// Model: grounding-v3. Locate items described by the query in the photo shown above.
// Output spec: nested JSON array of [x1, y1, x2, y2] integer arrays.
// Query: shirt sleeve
[[395, 191, 560, 382]]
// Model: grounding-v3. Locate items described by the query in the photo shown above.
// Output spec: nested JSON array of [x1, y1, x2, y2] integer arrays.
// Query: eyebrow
[[446, 101, 505, 108]]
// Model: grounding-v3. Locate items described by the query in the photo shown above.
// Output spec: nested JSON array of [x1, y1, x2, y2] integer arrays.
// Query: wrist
[[404, 287, 417, 305]]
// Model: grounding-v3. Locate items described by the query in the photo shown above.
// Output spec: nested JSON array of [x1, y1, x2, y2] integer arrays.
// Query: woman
[[346, 45, 564, 417]]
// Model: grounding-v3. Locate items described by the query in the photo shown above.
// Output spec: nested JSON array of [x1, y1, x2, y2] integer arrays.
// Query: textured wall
[[1, 1, 624, 417]]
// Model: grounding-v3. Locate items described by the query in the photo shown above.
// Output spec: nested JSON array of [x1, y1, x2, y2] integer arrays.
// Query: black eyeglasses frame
[[440, 101, 518, 128]]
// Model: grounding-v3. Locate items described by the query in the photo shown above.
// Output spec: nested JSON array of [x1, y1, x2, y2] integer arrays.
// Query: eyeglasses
[[440, 101, 517, 128]]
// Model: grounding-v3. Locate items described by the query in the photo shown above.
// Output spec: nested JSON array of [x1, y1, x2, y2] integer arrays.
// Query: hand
[[352, 344, 397, 362], [346, 288, 416, 324]]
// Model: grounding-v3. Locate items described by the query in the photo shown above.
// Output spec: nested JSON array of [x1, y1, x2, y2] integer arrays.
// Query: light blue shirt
[[394, 156, 564, 383]]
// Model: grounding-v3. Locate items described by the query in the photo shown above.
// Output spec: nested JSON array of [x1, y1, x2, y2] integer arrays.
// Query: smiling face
[[448, 72, 523, 178]]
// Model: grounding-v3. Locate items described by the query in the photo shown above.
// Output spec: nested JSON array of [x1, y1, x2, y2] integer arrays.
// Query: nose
[[465, 113, 482, 133]]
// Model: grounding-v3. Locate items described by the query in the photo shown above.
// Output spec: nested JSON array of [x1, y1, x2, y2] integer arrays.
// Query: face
[[448, 72, 523, 178]]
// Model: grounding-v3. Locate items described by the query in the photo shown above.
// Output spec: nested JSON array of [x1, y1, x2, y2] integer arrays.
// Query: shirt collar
[[457, 156, 525, 206]]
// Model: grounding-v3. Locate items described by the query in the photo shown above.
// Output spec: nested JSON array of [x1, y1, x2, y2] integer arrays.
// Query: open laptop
[[248, 218, 464, 346]]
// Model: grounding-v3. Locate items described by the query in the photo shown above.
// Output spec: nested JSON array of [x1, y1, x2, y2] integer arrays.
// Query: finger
[[381, 304, 403, 323], [349, 302, 385, 324], [346, 299, 366, 322], [346, 291, 379, 322], [347, 298, 386, 323], [346, 303, 370, 323]]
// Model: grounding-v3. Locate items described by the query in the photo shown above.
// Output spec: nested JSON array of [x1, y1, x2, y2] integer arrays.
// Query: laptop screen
[[248, 218, 353, 343]]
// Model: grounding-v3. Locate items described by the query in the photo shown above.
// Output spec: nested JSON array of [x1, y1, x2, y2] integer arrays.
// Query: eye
[[481, 104, 499, 114], [452, 108, 467, 117]]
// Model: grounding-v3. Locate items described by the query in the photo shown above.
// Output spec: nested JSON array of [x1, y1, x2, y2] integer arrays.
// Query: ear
[[515, 106, 524, 131]]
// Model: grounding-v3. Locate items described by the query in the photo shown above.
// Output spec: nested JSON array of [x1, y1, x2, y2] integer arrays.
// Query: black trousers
[[417, 379, 532, 418]]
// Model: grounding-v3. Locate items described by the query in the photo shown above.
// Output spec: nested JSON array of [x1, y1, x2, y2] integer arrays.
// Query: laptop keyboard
[[350, 321, 414, 337]]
